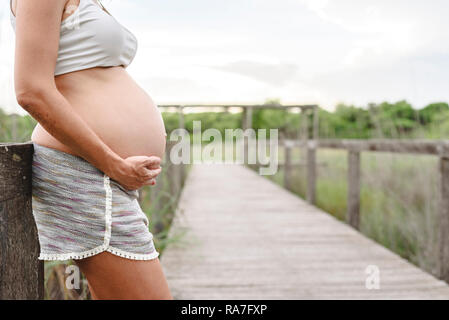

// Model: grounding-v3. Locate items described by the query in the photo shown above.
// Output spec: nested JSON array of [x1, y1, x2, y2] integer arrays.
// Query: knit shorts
[[31, 142, 159, 261]]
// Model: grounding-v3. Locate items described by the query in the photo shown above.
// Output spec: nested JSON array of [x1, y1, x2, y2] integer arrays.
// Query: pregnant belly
[[32, 67, 167, 160]]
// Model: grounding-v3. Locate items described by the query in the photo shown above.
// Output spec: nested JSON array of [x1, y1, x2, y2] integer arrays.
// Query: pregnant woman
[[10, 0, 172, 299]]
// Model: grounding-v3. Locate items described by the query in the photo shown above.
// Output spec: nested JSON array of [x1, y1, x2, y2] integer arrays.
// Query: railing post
[[178, 106, 186, 182], [306, 141, 316, 204], [347, 150, 361, 229], [178, 105, 185, 131], [284, 141, 292, 191], [243, 106, 253, 165], [438, 156, 449, 282], [313, 106, 319, 140], [0, 142, 44, 299], [299, 108, 309, 141], [242, 106, 253, 131]]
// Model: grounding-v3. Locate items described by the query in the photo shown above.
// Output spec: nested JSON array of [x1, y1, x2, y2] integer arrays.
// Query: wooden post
[[300, 108, 309, 142], [313, 106, 319, 140], [284, 143, 292, 191], [178, 106, 185, 181], [246, 107, 253, 131], [306, 141, 316, 205], [242, 106, 253, 131], [438, 156, 449, 282], [243, 107, 253, 164], [300, 108, 309, 179], [178, 106, 185, 130], [0, 142, 44, 300], [347, 150, 361, 229]]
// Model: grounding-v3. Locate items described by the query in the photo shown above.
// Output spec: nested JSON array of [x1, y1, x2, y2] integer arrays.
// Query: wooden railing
[[281, 139, 449, 283], [0, 142, 43, 299], [0, 141, 187, 300]]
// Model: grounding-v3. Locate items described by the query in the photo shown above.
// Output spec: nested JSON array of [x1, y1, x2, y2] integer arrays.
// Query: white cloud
[[210, 60, 299, 86]]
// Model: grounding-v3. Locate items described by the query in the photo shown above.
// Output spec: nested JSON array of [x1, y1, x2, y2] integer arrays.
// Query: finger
[[138, 163, 162, 175], [141, 156, 161, 169], [144, 161, 161, 170], [146, 163, 161, 170], [140, 167, 162, 179], [143, 178, 156, 186]]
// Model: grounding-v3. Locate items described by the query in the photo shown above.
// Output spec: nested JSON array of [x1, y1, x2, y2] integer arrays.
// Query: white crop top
[[10, 0, 138, 76]]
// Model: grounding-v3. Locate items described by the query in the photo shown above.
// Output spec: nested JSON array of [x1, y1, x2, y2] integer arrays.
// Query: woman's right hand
[[108, 156, 162, 191]]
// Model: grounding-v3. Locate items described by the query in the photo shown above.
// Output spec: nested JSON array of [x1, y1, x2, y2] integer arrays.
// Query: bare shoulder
[[11, 0, 75, 21]]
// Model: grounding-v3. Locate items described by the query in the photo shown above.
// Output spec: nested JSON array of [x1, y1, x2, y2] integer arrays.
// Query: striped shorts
[[31, 143, 159, 261]]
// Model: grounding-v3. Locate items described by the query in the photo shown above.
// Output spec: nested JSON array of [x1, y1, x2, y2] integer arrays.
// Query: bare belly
[[32, 66, 167, 160]]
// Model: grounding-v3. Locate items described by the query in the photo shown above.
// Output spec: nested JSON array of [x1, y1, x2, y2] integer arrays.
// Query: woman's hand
[[108, 156, 162, 191]]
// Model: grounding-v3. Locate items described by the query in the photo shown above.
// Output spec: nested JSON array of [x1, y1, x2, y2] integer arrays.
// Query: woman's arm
[[13, 0, 160, 190]]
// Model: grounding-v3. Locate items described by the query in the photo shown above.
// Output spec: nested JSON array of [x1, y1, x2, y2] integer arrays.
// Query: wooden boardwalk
[[161, 164, 449, 299]]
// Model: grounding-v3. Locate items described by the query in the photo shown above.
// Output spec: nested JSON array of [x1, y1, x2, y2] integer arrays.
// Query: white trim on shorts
[[37, 174, 160, 261]]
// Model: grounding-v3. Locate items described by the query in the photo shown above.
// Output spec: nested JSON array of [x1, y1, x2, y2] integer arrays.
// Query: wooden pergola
[[158, 104, 320, 140]]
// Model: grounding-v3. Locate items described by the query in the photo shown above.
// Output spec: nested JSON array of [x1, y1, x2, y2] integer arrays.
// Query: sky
[[1, 0, 449, 115]]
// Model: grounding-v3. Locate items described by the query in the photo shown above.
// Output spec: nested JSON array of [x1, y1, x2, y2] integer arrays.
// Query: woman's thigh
[[74, 251, 173, 300]]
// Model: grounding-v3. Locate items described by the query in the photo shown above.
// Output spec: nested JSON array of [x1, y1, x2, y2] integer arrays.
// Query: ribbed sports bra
[[10, 0, 138, 76]]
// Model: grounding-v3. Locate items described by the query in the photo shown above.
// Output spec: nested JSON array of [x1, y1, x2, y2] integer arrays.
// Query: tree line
[[1, 100, 448, 143]]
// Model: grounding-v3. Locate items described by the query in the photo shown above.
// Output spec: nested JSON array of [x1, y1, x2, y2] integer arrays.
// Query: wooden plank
[[0, 142, 44, 299], [161, 164, 449, 299], [347, 150, 361, 229]]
